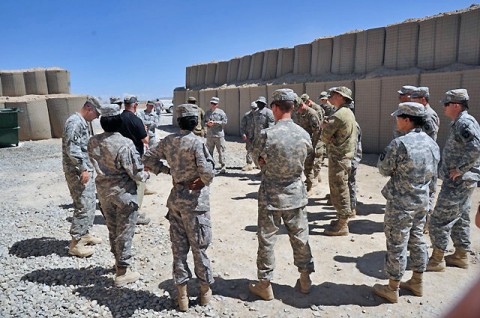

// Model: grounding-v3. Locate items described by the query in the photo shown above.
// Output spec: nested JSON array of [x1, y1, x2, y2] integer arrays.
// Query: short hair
[[177, 116, 198, 131], [270, 100, 293, 112], [100, 114, 123, 132], [397, 114, 425, 128], [461, 100, 469, 110]]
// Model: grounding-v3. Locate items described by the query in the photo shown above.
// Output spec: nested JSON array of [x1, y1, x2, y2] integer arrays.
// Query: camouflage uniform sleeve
[[251, 129, 267, 166], [456, 122, 480, 175], [310, 112, 321, 148], [320, 115, 341, 144], [119, 144, 149, 183], [142, 141, 169, 175], [267, 110, 275, 128], [240, 113, 247, 136], [65, 121, 92, 172], [196, 142, 215, 185], [377, 139, 402, 177], [218, 110, 228, 126]]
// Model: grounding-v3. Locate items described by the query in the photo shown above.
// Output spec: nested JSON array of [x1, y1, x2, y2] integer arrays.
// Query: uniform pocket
[[195, 214, 212, 249]]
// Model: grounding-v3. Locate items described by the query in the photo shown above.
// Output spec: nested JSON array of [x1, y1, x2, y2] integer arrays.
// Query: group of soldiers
[[60, 83, 480, 311]]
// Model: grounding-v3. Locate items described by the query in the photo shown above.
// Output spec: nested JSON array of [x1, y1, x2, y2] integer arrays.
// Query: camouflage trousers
[[313, 142, 326, 180], [348, 160, 359, 210], [304, 152, 316, 188], [64, 169, 96, 240], [99, 195, 138, 268], [429, 178, 475, 251], [245, 139, 254, 164], [206, 136, 226, 167], [328, 157, 352, 218], [167, 208, 214, 286], [383, 201, 428, 280], [256, 205, 314, 281]]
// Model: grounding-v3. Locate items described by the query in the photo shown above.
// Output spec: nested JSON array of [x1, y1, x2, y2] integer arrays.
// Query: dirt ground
[[3, 115, 480, 318]]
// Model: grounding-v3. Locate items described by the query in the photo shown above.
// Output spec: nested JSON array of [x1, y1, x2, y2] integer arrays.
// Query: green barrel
[[0, 108, 21, 146]]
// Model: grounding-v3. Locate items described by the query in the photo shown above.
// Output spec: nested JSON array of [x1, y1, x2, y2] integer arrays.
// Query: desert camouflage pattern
[[194, 107, 206, 137], [137, 108, 160, 147], [252, 119, 314, 280], [88, 132, 149, 267], [430, 111, 480, 252], [204, 108, 227, 138], [62, 112, 96, 240], [252, 107, 275, 144], [349, 122, 363, 209], [143, 130, 215, 285], [240, 109, 256, 164], [320, 102, 336, 117], [423, 105, 440, 141]]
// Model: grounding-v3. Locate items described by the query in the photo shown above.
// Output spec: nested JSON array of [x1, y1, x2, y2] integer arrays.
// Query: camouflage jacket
[[136, 109, 159, 139], [378, 128, 440, 207], [320, 102, 336, 117], [292, 106, 321, 148], [62, 112, 93, 173], [240, 109, 256, 141], [204, 108, 227, 138], [143, 130, 215, 212], [441, 111, 480, 182], [308, 102, 325, 123], [253, 107, 275, 140], [320, 105, 357, 160], [252, 119, 312, 210], [353, 122, 363, 164], [194, 107, 206, 136], [423, 104, 440, 141]]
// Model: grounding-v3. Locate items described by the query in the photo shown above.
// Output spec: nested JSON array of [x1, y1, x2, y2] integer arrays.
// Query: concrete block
[[420, 71, 463, 147], [237, 55, 252, 82], [24, 69, 49, 95], [434, 14, 460, 68], [262, 49, 278, 80], [227, 58, 240, 83], [331, 33, 356, 75], [249, 52, 264, 80], [276, 48, 294, 77], [311, 37, 333, 76], [1, 71, 27, 97], [196, 64, 207, 87], [5, 97, 51, 141], [293, 43, 312, 75], [354, 78, 382, 153], [46, 68, 70, 94], [354, 28, 385, 74], [205, 63, 217, 86], [379, 74, 419, 150], [46, 95, 87, 138], [458, 8, 480, 65], [222, 88, 240, 135], [384, 22, 419, 69], [215, 61, 228, 86]]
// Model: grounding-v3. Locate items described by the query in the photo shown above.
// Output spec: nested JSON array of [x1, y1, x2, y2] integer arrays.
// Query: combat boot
[[373, 279, 400, 303], [295, 272, 312, 294], [80, 233, 102, 245], [249, 280, 274, 301], [136, 212, 151, 225], [400, 271, 423, 296], [114, 266, 140, 287], [324, 218, 349, 236], [177, 283, 188, 312], [445, 247, 469, 269], [68, 239, 95, 258], [219, 165, 226, 174], [426, 248, 446, 272], [350, 208, 357, 218], [199, 282, 212, 306]]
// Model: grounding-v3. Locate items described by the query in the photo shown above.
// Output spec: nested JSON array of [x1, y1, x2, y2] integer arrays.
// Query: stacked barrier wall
[[354, 28, 385, 74], [293, 44, 312, 75], [1, 72, 27, 97], [205, 63, 217, 86], [311, 38, 333, 76], [384, 22, 419, 70], [354, 78, 382, 153], [24, 70, 49, 95], [227, 58, 240, 83], [276, 48, 294, 77], [331, 33, 356, 75], [458, 8, 480, 65], [6, 98, 51, 141], [46, 69, 70, 94], [237, 55, 252, 82], [262, 49, 278, 80], [249, 52, 264, 80], [46, 95, 87, 138], [215, 61, 228, 86]]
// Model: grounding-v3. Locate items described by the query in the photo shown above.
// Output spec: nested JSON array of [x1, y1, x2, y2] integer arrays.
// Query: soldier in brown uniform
[[188, 97, 206, 138]]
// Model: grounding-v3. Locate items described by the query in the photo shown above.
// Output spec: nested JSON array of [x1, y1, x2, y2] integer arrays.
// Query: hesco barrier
[[5, 97, 51, 141], [276, 48, 294, 77], [46, 95, 87, 138], [215, 61, 228, 86], [384, 22, 419, 70], [237, 55, 251, 82], [205, 63, 217, 86], [311, 38, 333, 76], [24, 70, 49, 95], [293, 44, 312, 75], [1, 71, 27, 97], [46, 69, 70, 94], [262, 50, 278, 80], [249, 52, 264, 81]]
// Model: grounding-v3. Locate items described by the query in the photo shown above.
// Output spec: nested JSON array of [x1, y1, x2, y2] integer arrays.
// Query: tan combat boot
[[373, 279, 400, 303], [249, 280, 274, 301], [350, 208, 357, 218], [426, 248, 446, 272], [177, 283, 188, 312], [199, 282, 212, 306], [400, 271, 423, 296], [114, 267, 140, 287], [296, 272, 312, 294], [68, 239, 95, 258], [80, 233, 102, 245], [445, 247, 469, 269], [324, 218, 349, 236]]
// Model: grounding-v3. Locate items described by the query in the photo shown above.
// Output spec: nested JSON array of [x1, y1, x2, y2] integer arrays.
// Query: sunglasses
[[443, 102, 457, 107]]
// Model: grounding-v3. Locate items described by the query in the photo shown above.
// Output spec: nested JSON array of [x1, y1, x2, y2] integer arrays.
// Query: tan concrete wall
[[205, 63, 217, 86], [196, 64, 207, 87], [46, 95, 87, 138], [5, 97, 51, 141], [276, 48, 294, 77], [293, 44, 312, 75], [220, 88, 240, 135], [24, 70, 49, 95], [355, 78, 382, 153], [1, 72, 27, 97], [384, 22, 419, 70], [311, 38, 333, 76], [458, 8, 480, 65], [227, 58, 240, 83], [215, 61, 228, 86], [354, 28, 385, 74], [237, 55, 251, 82], [45, 69, 70, 94], [331, 33, 356, 75], [262, 49, 278, 80], [249, 52, 264, 80]]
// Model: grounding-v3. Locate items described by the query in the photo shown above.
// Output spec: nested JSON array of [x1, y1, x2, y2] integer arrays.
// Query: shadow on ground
[[9, 237, 70, 257], [334, 251, 387, 279]]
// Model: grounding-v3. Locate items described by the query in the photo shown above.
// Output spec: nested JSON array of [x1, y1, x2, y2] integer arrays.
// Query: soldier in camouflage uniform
[[252, 96, 275, 151], [292, 96, 321, 194], [373, 102, 440, 303], [427, 89, 480, 272], [410, 87, 440, 234], [321, 87, 357, 236], [143, 104, 215, 312], [349, 102, 363, 217], [62, 96, 102, 258], [204, 97, 228, 173], [188, 97, 206, 138], [318, 91, 336, 117], [240, 101, 258, 171], [249, 89, 315, 301], [88, 103, 150, 287], [136, 100, 160, 148]]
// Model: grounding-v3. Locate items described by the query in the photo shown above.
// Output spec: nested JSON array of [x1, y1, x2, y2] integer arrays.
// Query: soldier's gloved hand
[[188, 177, 205, 190]]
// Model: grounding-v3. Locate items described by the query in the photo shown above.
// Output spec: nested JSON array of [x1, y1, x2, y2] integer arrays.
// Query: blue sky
[[0, 0, 475, 100]]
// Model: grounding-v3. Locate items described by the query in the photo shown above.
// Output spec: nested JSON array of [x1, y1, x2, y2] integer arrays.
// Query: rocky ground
[[0, 112, 479, 318]]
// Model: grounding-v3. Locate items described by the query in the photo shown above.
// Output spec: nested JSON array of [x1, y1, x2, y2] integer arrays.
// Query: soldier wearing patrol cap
[[319, 91, 336, 117], [110, 96, 123, 107], [188, 96, 206, 138], [398, 85, 417, 103], [204, 97, 228, 173], [143, 103, 216, 312], [249, 88, 315, 301], [88, 103, 150, 287], [321, 86, 357, 236], [240, 101, 258, 171], [137, 100, 160, 148], [427, 89, 480, 272], [252, 96, 275, 157], [373, 102, 440, 303], [62, 96, 102, 258]]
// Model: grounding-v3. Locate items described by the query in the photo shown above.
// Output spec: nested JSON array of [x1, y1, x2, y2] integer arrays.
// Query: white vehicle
[[157, 99, 173, 113]]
